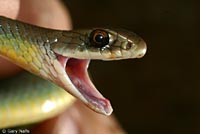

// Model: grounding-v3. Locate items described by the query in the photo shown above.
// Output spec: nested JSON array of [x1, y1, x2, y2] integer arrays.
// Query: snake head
[[50, 28, 147, 115], [52, 28, 147, 60]]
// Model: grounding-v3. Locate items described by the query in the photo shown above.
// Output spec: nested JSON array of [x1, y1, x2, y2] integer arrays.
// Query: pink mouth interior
[[57, 55, 113, 115]]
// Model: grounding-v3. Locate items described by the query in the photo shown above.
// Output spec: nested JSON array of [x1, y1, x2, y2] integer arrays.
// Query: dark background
[[63, 0, 199, 133]]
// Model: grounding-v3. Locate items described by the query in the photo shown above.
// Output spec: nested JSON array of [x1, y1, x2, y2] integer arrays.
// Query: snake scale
[[0, 16, 147, 128]]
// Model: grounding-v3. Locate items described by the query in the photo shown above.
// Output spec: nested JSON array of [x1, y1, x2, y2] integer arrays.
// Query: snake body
[[0, 16, 147, 128]]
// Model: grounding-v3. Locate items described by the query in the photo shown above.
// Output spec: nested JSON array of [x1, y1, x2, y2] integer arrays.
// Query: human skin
[[0, 0, 125, 133]]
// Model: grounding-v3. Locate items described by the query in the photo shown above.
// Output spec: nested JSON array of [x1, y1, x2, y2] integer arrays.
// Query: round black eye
[[89, 29, 109, 47]]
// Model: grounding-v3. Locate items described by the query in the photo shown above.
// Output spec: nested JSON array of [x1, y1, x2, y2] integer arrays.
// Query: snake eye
[[89, 29, 109, 47]]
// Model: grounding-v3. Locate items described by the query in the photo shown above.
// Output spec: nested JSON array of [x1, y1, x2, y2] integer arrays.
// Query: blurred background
[[63, 0, 199, 133]]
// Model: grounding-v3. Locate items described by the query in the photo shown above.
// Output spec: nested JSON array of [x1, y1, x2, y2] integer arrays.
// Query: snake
[[0, 16, 147, 129]]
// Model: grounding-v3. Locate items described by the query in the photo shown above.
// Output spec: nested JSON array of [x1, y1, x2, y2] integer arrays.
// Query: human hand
[[0, 0, 125, 133]]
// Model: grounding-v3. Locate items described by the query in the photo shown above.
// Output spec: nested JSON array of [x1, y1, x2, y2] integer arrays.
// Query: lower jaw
[[65, 58, 113, 115], [56, 54, 113, 115]]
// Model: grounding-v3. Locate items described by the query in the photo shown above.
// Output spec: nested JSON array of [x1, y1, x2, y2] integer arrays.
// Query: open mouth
[[55, 54, 113, 115]]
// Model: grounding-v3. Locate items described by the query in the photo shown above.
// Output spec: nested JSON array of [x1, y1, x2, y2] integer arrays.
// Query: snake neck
[[0, 17, 63, 82]]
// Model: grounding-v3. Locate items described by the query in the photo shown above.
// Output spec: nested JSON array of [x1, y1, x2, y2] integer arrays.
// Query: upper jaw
[[53, 54, 113, 115]]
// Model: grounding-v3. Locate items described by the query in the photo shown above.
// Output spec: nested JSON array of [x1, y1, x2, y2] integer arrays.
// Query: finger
[[32, 101, 126, 134], [18, 0, 72, 29]]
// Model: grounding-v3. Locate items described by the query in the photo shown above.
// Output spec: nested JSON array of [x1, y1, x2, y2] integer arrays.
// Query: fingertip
[[18, 0, 72, 30]]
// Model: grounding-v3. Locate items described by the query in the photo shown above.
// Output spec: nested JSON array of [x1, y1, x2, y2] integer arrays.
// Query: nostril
[[121, 41, 132, 50], [126, 42, 132, 50]]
